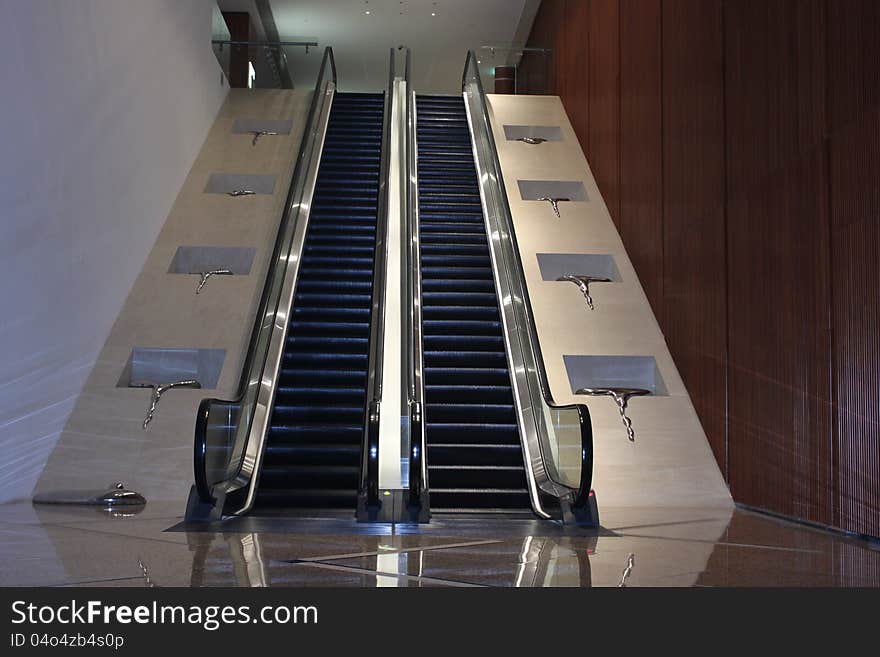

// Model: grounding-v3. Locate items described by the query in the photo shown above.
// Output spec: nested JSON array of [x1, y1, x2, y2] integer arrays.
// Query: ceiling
[[258, 0, 540, 93]]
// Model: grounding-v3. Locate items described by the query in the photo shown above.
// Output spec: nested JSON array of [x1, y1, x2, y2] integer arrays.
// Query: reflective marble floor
[[0, 502, 877, 587]]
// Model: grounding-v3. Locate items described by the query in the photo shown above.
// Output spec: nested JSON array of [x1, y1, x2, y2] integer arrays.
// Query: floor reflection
[[183, 522, 685, 587], [1, 503, 877, 587]]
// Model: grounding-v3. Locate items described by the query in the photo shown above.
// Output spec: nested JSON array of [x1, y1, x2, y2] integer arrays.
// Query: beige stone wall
[[0, 0, 228, 504], [486, 94, 732, 509], [34, 90, 311, 504]]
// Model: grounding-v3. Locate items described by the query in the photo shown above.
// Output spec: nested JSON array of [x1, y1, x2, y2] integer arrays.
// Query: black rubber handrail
[[193, 399, 213, 503], [192, 47, 337, 507], [461, 50, 595, 513]]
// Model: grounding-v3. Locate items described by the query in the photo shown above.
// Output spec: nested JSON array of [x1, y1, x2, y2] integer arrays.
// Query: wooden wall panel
[[520, 0, 563, 95], [827, 0, 880, 132], [222, 12, 250, 88], [725, 0, 831, 524], [517, 0, 880, 537], [587, 0, 621, 223], [828, 0, 880, 537], [558, 0, 590, 148], [618, 0, 663, 319], [661, 0, 728, 471]]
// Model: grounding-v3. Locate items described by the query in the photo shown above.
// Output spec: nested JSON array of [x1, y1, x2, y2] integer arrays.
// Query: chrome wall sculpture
[[133, 379, 202, 429]]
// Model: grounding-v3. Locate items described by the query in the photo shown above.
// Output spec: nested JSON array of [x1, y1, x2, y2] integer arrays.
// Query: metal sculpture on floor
[[33, 481, 146, 509]]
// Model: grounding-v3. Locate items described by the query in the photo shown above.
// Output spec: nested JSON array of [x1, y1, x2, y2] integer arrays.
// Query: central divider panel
[[415, 95, 531, 512], [254, 92, 385, 511]]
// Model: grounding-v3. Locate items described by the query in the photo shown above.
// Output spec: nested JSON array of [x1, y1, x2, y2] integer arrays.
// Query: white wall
[[0, 0, 228, 502]]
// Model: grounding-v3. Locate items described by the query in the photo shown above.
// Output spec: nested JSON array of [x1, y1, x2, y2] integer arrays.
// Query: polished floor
[[0, 502, 877, 587]]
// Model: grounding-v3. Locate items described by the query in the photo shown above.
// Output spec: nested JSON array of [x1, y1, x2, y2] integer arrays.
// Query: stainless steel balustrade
[[402, 48, 429, 518], [358, 48, 397, 517], [459, 50, 597, 523]]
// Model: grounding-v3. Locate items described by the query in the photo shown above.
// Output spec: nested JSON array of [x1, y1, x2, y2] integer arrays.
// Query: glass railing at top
[[190, 47, 337, 519], [211, 41, 320, 89], [211, 4, 232, 83], [210, 0, 320, 95], [471, 43, 553, 95], [461, 50, 596, 522]]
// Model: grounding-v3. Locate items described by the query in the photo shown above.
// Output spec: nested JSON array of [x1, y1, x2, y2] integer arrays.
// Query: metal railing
[[401, 48, 429, 515], [460, 50, 597, 522], [357, 48, 397, 516], [189, 47, 337, 519]]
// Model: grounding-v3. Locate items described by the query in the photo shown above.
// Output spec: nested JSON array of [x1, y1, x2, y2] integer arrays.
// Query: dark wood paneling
[[725, 0, 832, 524], [520, 0, 563, 95], [828, 0, 880, 537], [827, 0, 880, 132], [558, 0, 590, 148], [618, 0, 663, 319], [222, 12, 250, 88], [494, 66, 516, 94], [517, 0, 880, 537], [587, 0, 620, 223], [661, 0, 728, 471]]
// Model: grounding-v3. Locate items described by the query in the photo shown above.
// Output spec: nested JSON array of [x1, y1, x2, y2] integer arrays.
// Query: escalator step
[[425, 384, 514, 404], [259, 465, 360, 489], [424, 351, 508, 366], [278, 366, 367, 388], [265, 432, 362, 451], [428, 443, 524, 466], [425, 403, 516, 423], [424, 423, 520, 444], [255, 489, 358, 509], [427, 465, 527, 489], [427, 489, 532, 511]]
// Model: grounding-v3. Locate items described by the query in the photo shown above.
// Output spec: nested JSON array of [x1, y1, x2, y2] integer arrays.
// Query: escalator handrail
[[193, 398, 213, 502], [402, 48, 428, 509], [460, 50, 595, 511], [192, 47, 338, 508], [359, 48, 397, 508]]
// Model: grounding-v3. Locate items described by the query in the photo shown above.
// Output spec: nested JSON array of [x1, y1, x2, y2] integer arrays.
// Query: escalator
[[253, 92, 385, 512], [190, 48, 595, 525], [415, 95, 531, 513]]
